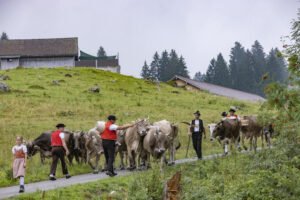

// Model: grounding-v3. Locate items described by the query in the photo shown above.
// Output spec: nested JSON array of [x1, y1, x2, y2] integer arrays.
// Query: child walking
[[12, 136, 27, 193]]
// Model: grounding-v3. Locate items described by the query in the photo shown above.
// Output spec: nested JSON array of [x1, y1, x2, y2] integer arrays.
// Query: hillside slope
[[0, 67, 260, 186]]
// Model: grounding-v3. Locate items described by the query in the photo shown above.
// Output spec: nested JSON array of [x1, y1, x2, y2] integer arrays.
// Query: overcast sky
[[0, 0, 298, 77]]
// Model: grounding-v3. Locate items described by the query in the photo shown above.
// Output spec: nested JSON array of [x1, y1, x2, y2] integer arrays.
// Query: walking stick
[[185, 131, 191, 158]]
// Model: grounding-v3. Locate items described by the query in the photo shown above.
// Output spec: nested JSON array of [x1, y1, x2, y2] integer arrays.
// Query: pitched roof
[[0, 37, 78, 57], [171, 75, 266, 102]]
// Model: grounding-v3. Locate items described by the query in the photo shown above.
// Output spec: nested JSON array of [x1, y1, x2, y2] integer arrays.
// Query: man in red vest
[[101, 115, 134, 177], [228, 107, 241, 120], [49, 123, 71, 181]]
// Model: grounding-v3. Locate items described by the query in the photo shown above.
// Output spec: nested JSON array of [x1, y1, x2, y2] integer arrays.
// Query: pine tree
[[194, 72, 205, 81], [204, 58, 216, 83], [214, 53, 230, 87], [140, 61, 150, 79], [251, 40, 267, 82], [266, 48, 288, 83], [149, 52, 160, 80], [228, 42, 247, 90], [158, 50, 169, 81], [97, 46, 107, 57], [177, 56, 190, 78], [0, 32, 8, 40], [165, 49, 179, 81]]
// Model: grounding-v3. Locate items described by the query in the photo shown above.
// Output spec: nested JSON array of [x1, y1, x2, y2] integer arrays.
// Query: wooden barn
[[171, 75, 265, 102], [0, 37, 78, 69]]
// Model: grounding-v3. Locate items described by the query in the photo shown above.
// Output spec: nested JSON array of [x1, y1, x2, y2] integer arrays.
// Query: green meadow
[[0, 67, 261, 187]]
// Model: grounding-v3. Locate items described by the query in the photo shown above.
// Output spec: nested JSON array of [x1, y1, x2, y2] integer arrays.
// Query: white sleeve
[[23, 145, 27, 153], [59, 132, 65, 139], [12, 147, 15, 154], [109, 124, 118, 131]]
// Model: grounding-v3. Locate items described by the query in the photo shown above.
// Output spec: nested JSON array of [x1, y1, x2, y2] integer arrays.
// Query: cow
[[210, 118, 240, 155], [142, 126, 170, 168], [125, 118, 151, 170], [114, 130, 128, 170], [240, 115, 264, 151], [85, 121, 106, 174], [73, 130, 87, 163], [26, 129, 76, 164], [152, 120, 180, 165]]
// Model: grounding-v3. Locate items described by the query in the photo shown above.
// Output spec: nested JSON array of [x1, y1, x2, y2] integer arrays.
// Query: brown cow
[[210, 118, 240, 155], [153, 120, 180, 165], [240, 115, 264, 151], [142, 126, 169, 168], [85, 121, 106, 174], [73, 130, 87, 163], [114, 130, 128, 170], [125, 118, 151, 170]]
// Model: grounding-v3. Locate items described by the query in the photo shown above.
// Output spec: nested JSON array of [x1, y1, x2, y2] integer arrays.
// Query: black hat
[[221, 112, 228, 117], [194, 110, 201, 115], [229, 108, 236, 112], [56, 123, 66, 128], [108, 115, 117, 121]]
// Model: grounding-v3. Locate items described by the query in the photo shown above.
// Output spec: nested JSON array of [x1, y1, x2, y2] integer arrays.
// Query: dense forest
[[141, 41, 288, 97], [140, 49, 189, 82], [195, 41, 288, 96]]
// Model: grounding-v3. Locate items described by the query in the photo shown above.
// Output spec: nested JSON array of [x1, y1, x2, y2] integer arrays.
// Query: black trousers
[[102, 139, 116, 173], [192, 132, 202, 159], [50, 146, 68, 175]]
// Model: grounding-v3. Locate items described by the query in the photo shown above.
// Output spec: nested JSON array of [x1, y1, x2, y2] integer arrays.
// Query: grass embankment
[[0, 67, 260, 187], [15, 139, 300, 200]]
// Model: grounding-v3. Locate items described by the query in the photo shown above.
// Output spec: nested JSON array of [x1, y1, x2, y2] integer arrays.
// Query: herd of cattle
[[26, 119, 180, 173], [208, 115, 273, 155], [25, 115, 273, 173]]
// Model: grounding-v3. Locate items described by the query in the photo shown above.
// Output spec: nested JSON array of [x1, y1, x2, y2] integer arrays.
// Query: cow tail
[[176, 141, 181, 150]]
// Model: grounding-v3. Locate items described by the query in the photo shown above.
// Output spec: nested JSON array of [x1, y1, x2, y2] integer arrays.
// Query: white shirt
[[109, 124, 118, 131], [12, 144, 27, 154], [194, 120, 200, 132], [59, 132, 65, 139]]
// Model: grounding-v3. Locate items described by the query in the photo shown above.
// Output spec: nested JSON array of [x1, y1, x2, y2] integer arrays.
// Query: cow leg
[[119, 151, 125, 170], [40, 152, 45, 165], [87, 153, 95, 170], [127, 149, 135, 170], [125, 151, 129, 168], [223, 141, 228, 155], [242, 133, 247, 151], [237, 136, 242, 151], [254, 136, 257, 152], [93, 154, 100, 174], [146, 153, 151, 169], [249, 136, 253, 151], [261, 131, 264, 149], [67, 154, 73, 165]]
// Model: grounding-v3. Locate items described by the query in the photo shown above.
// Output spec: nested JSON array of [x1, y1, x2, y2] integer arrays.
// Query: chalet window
[[7, 58, 13, 62]]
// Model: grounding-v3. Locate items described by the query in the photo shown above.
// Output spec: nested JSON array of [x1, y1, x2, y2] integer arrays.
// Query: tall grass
[[0, 67, 260, 187]]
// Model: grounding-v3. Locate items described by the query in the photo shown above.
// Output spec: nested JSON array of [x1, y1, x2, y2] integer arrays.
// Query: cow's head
[[135, 118, 151, 136], [26, 141, 40, 158], [74, 130, 85, 150], [153, 127, 169, 158], [208, 123, 217, 139], [210, 122, 225, 141]]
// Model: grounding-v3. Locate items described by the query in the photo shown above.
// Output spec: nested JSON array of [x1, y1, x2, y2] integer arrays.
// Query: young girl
[[12, 136, 27, 193]]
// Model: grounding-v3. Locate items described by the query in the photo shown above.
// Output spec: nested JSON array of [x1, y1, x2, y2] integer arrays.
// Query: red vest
[[101, 121, 117, 140], [14, 147, 25, 158], [228, 115, 238, 118], [51, 130, 63, 146]]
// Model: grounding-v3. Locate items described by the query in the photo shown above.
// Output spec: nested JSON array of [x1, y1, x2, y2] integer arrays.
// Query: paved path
[[0, 148, 262, 199]]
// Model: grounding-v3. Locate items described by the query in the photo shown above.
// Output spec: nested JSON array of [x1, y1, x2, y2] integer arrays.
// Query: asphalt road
[[0, 148, 261, 199]]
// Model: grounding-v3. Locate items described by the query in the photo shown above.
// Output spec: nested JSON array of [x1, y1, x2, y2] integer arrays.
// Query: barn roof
[[0, 37, 78, 58], [171, 75, 266, 102]]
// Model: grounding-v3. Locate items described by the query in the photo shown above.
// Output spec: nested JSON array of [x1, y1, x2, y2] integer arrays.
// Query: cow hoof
[[93, 171, 99, 174], [167, 162, 173, 166], [119, 167, 125, 170], [127, 167, 136, 171], [101, 169, 107, 172], [223, 152, 228, 156], [238, 147, 242, 152]]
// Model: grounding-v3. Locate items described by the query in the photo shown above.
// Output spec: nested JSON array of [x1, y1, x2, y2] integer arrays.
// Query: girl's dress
[[12, 145, 27, 178]]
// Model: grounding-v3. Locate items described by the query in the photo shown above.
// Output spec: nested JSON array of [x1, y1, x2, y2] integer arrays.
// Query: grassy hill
[[0, 67, 260, 187]]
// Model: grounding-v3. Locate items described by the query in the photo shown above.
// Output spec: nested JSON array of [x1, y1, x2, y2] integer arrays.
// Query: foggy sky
[[0, 0, 298, 77]]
